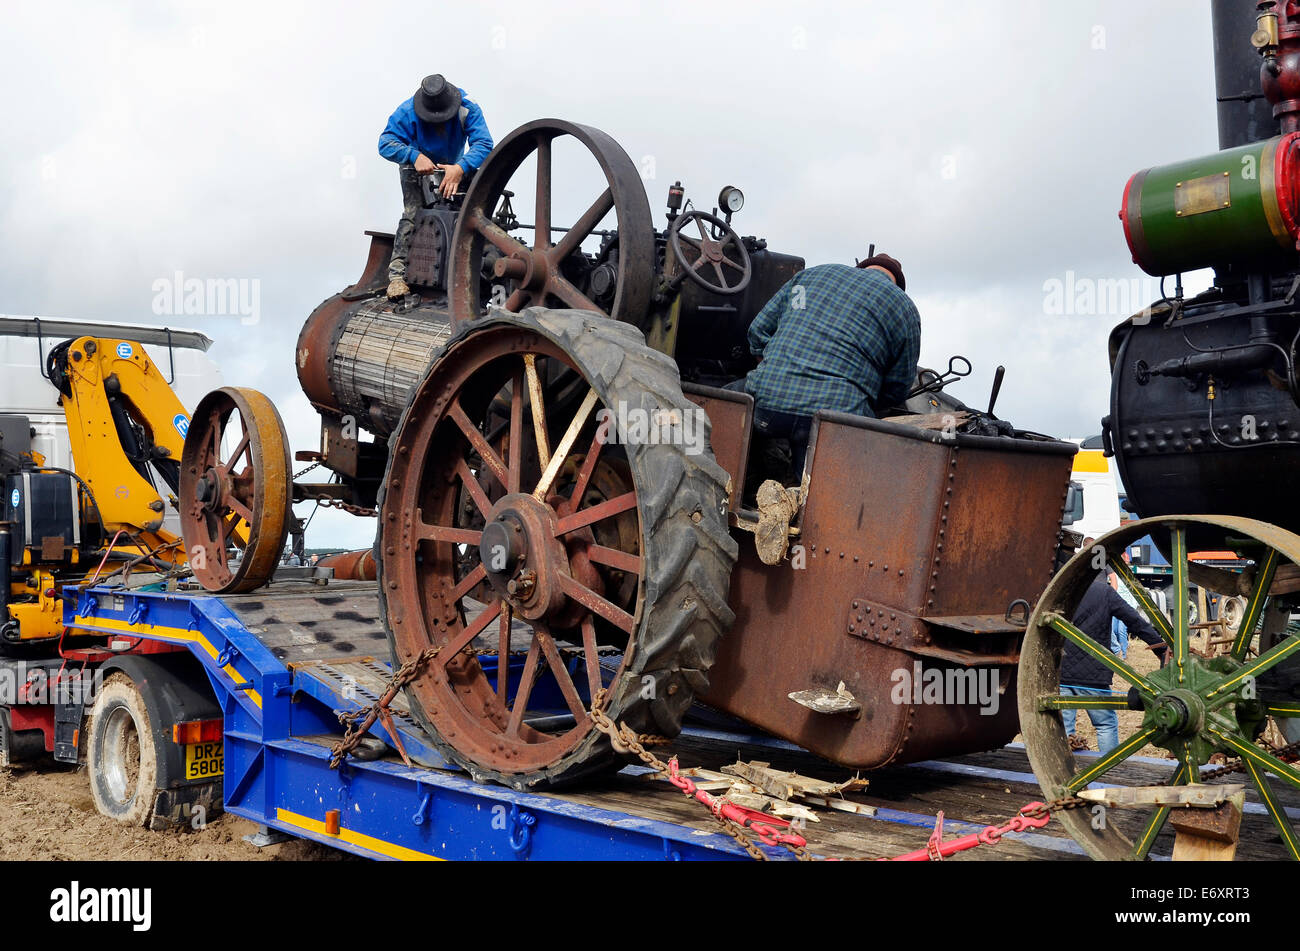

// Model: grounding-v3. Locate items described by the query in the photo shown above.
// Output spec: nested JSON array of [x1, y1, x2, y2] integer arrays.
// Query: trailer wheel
[[87, 674, 160, 826]]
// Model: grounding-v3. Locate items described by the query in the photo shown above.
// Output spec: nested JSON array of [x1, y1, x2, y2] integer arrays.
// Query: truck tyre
[[87, 673, 160, 826]]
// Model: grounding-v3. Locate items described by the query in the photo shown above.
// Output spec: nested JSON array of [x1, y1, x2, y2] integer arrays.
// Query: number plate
[[184, 740, 224, 780]]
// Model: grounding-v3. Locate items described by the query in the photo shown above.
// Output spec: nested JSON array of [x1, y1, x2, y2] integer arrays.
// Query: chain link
[[330, 646, 439, 768], [316, 496, 379, 517], [294, 460, 322, 479]]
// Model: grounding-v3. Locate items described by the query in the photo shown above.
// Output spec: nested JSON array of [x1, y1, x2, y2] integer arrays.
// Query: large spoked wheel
[[180, 387, 292, 593], [378, 309, 736, 789], [1019, 515, 1300, 860], [448, 119, 655, 327]]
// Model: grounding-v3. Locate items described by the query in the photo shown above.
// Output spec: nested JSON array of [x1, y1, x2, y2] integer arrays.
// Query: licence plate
[[184, 740, 224, 780]]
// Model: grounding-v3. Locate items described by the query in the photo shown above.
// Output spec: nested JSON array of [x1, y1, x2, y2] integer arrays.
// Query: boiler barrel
[[297, 297, 451, 437]]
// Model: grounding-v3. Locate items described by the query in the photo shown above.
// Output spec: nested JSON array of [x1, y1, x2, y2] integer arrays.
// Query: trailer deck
[[62, 580, 1300, 861]]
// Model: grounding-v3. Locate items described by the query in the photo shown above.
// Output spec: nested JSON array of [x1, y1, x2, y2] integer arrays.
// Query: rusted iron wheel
[[379, 309, 736, 789], [179, 387, 292, 593], [1018, 516, 1300, 860], [448, 118, 655, 328]]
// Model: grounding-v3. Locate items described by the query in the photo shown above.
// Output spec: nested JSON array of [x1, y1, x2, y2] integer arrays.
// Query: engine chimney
[[1213, 0, 1276, 147]]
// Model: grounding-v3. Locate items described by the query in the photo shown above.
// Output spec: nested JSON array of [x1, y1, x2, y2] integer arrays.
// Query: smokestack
[[1213, 0, 1275, 148]]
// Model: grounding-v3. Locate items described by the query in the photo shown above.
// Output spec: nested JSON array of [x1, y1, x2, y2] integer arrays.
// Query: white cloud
[[0, 0, 1227, 544]]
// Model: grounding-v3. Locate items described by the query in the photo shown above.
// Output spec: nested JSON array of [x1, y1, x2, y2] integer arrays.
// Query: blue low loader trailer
[[54, 578, 786, 860], [22, 578, 1086, 862]]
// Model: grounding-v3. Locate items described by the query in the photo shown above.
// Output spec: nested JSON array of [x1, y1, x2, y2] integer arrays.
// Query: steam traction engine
[[183, 119, 1076, 790], [1018, 0, 1300, 860]]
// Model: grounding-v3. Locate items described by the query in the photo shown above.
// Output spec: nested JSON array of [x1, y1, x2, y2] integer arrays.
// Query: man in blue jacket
[[378, 74, 494, 299]]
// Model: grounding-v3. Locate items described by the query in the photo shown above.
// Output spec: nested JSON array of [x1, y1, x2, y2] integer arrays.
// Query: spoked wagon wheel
[[1019, 515, 1300, 860], [447, 118, 655, 327], [379, 309, 736, 789], [179, 387, 293, 593]]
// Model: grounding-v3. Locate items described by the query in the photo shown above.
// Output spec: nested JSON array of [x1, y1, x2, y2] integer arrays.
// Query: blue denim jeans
[[1060, 685, 1119, 754]]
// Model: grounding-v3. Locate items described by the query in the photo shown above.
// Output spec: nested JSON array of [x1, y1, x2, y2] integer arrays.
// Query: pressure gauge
[[718, 185, 744, 214]]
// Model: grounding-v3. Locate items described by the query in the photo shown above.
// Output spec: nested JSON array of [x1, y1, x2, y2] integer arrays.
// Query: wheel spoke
[[209, 411, 222, 461], [1131, 762, 1193, 860], [711, 260, 728, 288], [534, 389, 600, 500], [1037, 693, 1130, 711], [524, 353, 551, 470], [534, 134, 551, 249], [1170, 525, 1190, 683], [1109, 555, 1175, 647], [472, 211, 523, 256], [1232, 547, 1280, 660], [535, 624, 587, 721], [448, 399, 510, 490], [415, 523, 483, 547], [1243, 756, 1300, 860], [558, 573, 636, 634], [584, 543, 642, 575], [227, 496, 254, 525], [1044, 612, 1158, 695], [437, 598, 504, 667], [506, 637, 542, 736], [556, 490, 638, 535], [1266, 701, 1300, 718], [1206, 629, 1300, 699], [448, 562, 487, 605], [549, 274, 605, 315], [507, 364, 524, 494], [719, 253, 743, 271], [551, 189, 614, 261], [579, 616, 603, 699], [454, 457, 492, 519], [1208, 727, 1300, 792], [1065, 726, 1159, 791], [569, 430, 605, 506], [223, 430, 250, 471], [504, 288, 532, 312]]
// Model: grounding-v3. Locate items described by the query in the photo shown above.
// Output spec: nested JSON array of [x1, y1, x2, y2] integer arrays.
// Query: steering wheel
[[668, 210, 752, 296]]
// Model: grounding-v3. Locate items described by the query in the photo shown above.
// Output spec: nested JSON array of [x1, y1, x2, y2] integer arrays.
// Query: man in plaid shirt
[[739, 253, 920, 480]]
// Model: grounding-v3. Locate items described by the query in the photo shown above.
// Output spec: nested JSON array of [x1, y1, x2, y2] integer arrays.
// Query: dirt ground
[[0, 762, 351, 861]]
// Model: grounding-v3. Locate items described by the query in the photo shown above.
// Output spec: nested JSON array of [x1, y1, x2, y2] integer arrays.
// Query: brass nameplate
[[1174, 172, 1231, 218]]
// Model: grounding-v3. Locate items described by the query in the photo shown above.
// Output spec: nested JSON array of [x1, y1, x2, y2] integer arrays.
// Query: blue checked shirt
[[745, 264, 921, 419]]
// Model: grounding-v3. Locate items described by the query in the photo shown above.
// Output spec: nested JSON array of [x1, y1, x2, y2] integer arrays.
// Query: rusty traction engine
[[191, 118, 1076, 789]]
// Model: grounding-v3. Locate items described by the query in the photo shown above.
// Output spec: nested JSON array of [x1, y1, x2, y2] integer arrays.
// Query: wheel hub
[[1150, 688, 1204, 736], [482, 494, 571, 621]]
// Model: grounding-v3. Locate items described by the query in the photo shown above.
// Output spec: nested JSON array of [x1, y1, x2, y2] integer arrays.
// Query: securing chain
[[316, 497, 379, 517], [588, 688, 806, 861], [330, 646, 439, 768], [294, 461, 322, 479], [1198, 737, 1300, 782]]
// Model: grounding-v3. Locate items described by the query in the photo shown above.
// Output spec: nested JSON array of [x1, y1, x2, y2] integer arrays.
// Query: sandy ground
[[0, 762, 352, 861]]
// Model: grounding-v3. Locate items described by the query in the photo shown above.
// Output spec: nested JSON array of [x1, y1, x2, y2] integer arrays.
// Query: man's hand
[[437, 163, 464, 198], [414, 153, 437, 175]]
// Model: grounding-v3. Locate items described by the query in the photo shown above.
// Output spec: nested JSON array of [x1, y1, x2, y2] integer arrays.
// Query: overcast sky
[[0, 1, 1223, 548]]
